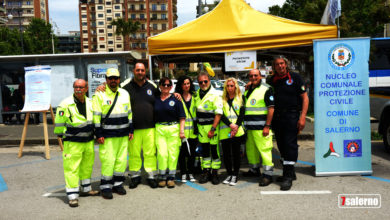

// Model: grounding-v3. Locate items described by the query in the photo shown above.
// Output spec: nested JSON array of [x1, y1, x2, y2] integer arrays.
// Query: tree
[[111, 18, 140, 51], [24, 18, 56, 54], [268, 0, 390, 37], [0, 26, 23, 55]]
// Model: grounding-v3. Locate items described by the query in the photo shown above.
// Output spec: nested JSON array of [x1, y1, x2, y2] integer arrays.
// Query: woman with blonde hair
[[219, 78, 245, 186]]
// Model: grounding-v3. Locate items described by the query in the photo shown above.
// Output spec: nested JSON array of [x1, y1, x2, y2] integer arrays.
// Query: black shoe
[[211, 170, 220, 185], [280, 177, 293, 191], [198, 171, 210, 184], [259, 175, 273, 187], [276, 174, 296, 182], [101, 189, 113, 199], [243, 168, 261, 177], [147, 178, 158, 189], [129, 176, 141, 189], [112, 185, 126, 195]]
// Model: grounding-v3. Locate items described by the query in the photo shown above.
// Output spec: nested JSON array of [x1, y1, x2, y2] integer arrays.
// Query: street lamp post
[[7, 9, 24, 55]]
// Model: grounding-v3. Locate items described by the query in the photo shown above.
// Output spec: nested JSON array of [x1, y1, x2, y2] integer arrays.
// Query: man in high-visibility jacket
[[195, 72, 223, 185], [54, 79, 99, 208], [244, 69, 275, 187], [93, 68, 134, 199]]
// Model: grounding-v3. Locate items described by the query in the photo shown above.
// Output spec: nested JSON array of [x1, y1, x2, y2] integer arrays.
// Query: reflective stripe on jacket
[[219, 96, 245, 140], [92, 85, 133, 138], [54, 95, 94, 142], [244, 84, 269, 130], [181, 97, 197, 139], [195, 87, 223, 125]]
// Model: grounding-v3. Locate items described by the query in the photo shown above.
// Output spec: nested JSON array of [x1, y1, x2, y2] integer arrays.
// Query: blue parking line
[[0, 173, 8, 192], [362, 175, 390, 183], [185, 181, 207, 191], [235, 181, 256, 189], [0, 156, 62, 169]]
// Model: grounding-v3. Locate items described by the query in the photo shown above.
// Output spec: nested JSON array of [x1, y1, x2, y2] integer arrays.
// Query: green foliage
[[111, 18, 140, 51], [0, 18, 56, 55], [268, 0, 390, 37]]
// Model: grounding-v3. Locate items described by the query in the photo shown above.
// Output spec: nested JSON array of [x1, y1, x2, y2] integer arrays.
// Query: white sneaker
[[223, 176, 232, 184], [181, 174, 187, 183], [188, 174, 196, 182], [229, 176, 238, 186]]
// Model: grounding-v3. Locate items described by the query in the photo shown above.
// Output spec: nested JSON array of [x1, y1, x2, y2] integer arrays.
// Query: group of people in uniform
[[54, 56, 308, 208]]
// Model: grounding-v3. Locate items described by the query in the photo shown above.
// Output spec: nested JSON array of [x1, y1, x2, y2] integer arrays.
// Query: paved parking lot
[[0, 140, 389, 219]]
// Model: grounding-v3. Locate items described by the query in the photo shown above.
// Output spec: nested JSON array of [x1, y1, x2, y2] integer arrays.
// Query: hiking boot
[[243, 168, 261, 177], [223, 176, 232, 184], [147, 178, 158, 188], [80, 190, 100, 197], [167, 177, 175, 188], [112, 185, 126, 195], [229, 176, 238, 186], [211, 170, 220, 185], [259, 175, 273, 187], [68, 199, 78, 208], [280, 178, 293, 191], [101, 189, 113, 199], [129, 176, 141, 189], [198, 170, 210, 184], [158, 180, 167, 187]]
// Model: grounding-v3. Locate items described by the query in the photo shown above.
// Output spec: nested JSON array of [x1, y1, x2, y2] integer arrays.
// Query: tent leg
[[149, 55, 153, 80]]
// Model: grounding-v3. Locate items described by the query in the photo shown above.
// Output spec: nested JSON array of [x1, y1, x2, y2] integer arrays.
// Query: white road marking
[[42, 192, 67, 197], [261, 190, 332, 195]]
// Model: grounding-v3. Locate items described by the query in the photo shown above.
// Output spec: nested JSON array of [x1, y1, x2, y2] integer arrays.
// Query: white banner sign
[[50, 65, 76, 107], [22, 66, 51, 112], [87, 64, 118, 97], [225, 50, 257, 71]]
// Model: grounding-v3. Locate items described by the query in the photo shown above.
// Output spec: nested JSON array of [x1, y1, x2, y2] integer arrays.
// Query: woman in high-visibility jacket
[[154, 77, 186, 188], [175, 75, 198, 183], [219, 78, 245, 186]]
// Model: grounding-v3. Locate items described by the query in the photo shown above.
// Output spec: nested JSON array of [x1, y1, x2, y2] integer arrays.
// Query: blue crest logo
[[328, 43, 355, 70], [169, 101, 175, 106], [250, 99, 256, 105], [147, 89, 152, 96]]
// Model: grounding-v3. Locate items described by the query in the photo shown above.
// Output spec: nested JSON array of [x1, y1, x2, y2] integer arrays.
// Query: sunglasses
[[107, 76, 120, 80], [199, 80, 208, 85], [162, 83, 172, 87]]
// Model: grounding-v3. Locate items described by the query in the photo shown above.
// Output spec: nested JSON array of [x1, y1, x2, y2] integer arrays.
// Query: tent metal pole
[[149, 55, 153, 80]]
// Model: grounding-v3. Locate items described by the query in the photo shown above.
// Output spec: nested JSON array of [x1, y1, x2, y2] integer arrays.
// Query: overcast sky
[[49, 0, 286, 34]]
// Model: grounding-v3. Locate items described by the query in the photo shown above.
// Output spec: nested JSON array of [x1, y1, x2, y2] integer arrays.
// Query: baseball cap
[[106, 68, 120, 77]]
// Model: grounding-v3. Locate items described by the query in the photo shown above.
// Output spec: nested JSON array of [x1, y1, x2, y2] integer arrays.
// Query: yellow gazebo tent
[[148, 0, 337, 55]]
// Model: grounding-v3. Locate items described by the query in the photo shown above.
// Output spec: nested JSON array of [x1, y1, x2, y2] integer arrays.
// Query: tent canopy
[[148, 0, 337, 55]]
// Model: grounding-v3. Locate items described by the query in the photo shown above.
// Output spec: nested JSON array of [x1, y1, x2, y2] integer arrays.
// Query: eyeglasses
[[199, 80, 208, 85], [107, 76, 120, 80], [249, 74, 259, 78], [73, 86, 85, 89], [162, 83, 172, 87]]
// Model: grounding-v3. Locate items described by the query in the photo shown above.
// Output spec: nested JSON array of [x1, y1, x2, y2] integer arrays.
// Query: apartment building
[[79, 0, 177, 59], [0, 0, 49, 30]]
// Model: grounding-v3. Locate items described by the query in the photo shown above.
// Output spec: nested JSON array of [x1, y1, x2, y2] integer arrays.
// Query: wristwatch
[[210, 126, 216, 132]]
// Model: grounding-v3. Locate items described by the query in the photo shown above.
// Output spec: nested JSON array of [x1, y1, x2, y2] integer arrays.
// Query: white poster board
[[225, 50, 257, 71], [87, 64, 118, 97], [50, 65, 76, 107], [22, 66, 51, 112]]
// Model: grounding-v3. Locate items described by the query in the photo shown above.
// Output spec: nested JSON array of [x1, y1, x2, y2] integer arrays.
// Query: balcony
[[150, 18, 168, 22], [128, 0, 146, 2], [128, 8, 146, 12]]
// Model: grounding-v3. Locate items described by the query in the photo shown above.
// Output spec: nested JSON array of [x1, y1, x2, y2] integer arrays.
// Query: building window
[[108, 41, 113, 44], [107, 17, 112, 21], [152, 4, 157, 11], [82, 22, 88, 26], [132, 43, 137, 48], [141, 33, 145, 39], [108, 33, 113, 37], [115, 13, 121, 17], [115, 0, 120, 3], [140, 4, 144, 10], [83, 38, 88, 41], [106, 1, 111, 5], [152, 14, 157, 20], [98, 21, 104, 25], [107, 9, 112, 13], [83, 30, 88, 33], [82, 15, 87, 18], [99, 37, 105, 41], [153, 24, 158, 30], [141, 43, 146, 49], [84, 45, 89, 49], [117, 44, 122, 48], [99, 45, 105, 48], [142, 52, 146, 59], [130, 4, 135, 10], [131, 14, 136, 19], [162, 24, 166, 30], [140, 14, 145, 19], [161, 14, 166, 20], [114, 5, 120, 10], [116, 36, 122, 40], [99, 29, 104, 33], [98, 13, 104, 18], [109, 48, 114, 52], [97, 6, 103, 10], [161, 4, 166, 11], [141, 24, 145, 30]]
